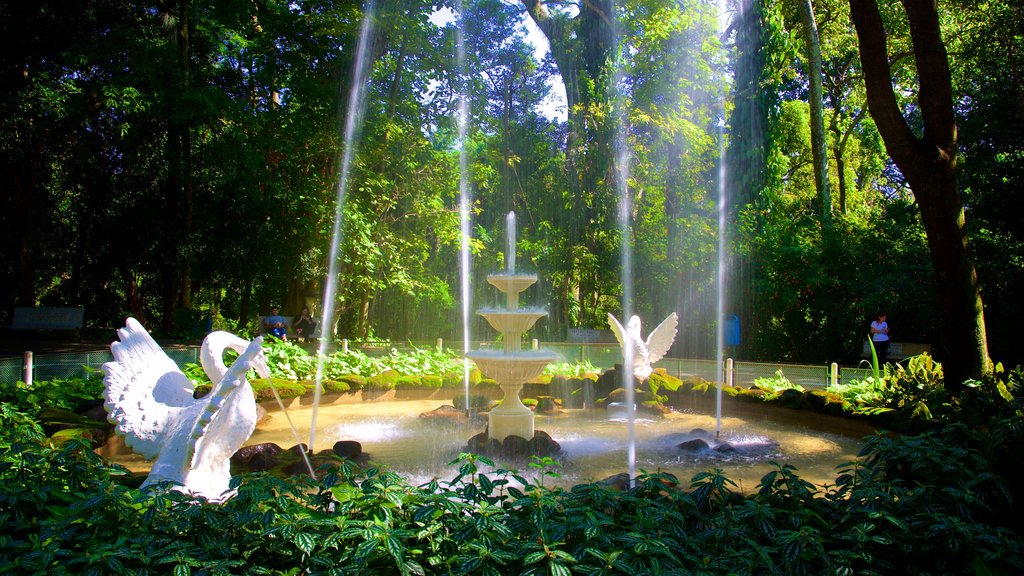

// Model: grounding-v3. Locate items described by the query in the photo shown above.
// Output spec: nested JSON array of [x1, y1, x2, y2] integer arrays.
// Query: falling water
[[456, 11, 473, 413], [310, 2, 377, 453], [714, 0, 730, 437], [609, 35, 637, 485], [715, 125, 727, 437]]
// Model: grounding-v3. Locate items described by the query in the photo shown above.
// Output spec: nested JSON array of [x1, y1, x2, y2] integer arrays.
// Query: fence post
[[830, 362, 838, 388], [531, 338, 538, 350], [23, 351, 33, 386], [436, 337, 443, 352], [342, 339, 349, 354]]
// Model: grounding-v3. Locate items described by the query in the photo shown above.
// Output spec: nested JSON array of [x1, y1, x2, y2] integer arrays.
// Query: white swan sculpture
[[102, 318, 269, 501], [608, 312, 679, 381]]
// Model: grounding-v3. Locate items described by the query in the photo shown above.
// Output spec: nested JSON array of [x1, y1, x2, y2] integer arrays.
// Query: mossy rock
[[421, 374, 443, 388], [340, 374, 367, 390], [252, 378, 307, 401], [649, 370, 683, 393], [50, 426, 108, 448], [476, 378, 499, 390], [522, 397, 539, 408], [395, 375, 423, 389], [639, 400, 671, 416], [688, 379, 714, 394], [531, 374, 553, 385], [722, 385, 746, 398], [366, 370, 399, 391], [735, 387, 767, 402], [322, 379, 351, 394], [770, 388, 807, 409], [804, 389, 852, 415]]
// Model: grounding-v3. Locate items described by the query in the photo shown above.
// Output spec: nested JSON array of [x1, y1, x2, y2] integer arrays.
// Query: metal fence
[[1, 340, 877, 390]]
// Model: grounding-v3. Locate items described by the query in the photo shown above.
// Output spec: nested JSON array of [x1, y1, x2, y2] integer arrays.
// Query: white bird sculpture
[[102, 318, 270, 501], [607, 312, 679, 381]]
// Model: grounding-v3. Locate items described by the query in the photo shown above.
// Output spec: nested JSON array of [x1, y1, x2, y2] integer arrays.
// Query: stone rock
[[232, 442, 283, 472], [467, 431, 490, 452], [287, 443, 310, 456], [419, 404, 468, 425], [677, 438, 711, 453], [714, 442, 738, 454], [535, 396, 562, 415], [527, 430, 561, 456], [464, 429, 562, 459], [332, 440, 362, 460], [502, 434, 531, 457]]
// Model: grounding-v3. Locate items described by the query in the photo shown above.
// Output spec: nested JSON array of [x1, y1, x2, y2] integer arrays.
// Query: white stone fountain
[[467, 212, 560, 443]]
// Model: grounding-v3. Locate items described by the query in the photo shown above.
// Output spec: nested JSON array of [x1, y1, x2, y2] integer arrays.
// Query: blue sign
[[725, 314, 741, 346]]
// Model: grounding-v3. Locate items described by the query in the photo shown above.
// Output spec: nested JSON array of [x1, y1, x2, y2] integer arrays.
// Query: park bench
[[861, 340, 931, 361], [7, 307, 85, 335]]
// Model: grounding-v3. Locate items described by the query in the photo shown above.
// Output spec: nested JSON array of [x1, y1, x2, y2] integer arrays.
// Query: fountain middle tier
[[477, 308, 548, 336]]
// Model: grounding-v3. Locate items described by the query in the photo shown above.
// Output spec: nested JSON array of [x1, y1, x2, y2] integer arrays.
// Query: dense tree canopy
[[1, 0, 1021, 372]]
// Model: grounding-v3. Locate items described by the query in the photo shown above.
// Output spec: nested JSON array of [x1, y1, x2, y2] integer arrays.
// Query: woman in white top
[[870, 312, 890, 364]]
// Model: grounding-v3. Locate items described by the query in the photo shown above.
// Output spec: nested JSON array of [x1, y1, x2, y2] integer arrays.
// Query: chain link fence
[[1, 340, 877, 390]]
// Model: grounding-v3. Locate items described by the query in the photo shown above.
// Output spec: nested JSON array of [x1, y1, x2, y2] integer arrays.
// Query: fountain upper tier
[[486, 273, 538, 310]]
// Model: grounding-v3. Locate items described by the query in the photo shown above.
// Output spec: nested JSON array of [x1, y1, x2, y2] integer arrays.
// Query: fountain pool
[[102, 398, 872, 492]]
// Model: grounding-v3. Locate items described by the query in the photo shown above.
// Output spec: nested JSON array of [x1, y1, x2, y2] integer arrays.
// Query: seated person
[[292, 306, 317, 342], [264, 306, 287, 340]]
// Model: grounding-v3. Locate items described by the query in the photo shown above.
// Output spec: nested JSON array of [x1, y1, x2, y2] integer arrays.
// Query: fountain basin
[[466, 350, 560, 384], [100, 399, 869, 490]]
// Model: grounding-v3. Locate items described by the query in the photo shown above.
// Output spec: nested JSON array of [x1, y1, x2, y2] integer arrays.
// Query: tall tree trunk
[[849, 0, 990, 385], [521, 0, 615, 327], [797, 0, 831, 224]]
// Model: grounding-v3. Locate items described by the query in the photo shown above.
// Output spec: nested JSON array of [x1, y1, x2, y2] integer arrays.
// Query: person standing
[[870, 312, 890, 364]]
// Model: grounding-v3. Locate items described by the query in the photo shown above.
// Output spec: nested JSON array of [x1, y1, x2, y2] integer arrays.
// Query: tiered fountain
[[466, 212, 561, 452]]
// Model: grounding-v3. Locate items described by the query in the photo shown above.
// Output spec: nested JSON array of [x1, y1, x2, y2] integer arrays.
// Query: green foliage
[[0, 369, 105, 416], [4, 390, 1024, 575], [753, 369, 805, 393], [544, 360, 599, 378], [646, 370, 683, 403]]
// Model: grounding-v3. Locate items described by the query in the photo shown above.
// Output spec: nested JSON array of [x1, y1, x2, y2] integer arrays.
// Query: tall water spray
[[310, 3, 377, 453], [609, 29, 637, 485], [456, 9, 473, 413], [714, 0, 730, 437]]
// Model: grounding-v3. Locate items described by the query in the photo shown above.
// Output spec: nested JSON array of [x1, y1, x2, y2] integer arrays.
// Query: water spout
[[311, 1, 377, 455], [456, 12, 473, 414], [506, 211, 516, 275]]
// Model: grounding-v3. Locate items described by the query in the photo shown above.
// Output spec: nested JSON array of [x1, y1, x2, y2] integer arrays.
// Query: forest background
[[2, 0, 1021, 371]]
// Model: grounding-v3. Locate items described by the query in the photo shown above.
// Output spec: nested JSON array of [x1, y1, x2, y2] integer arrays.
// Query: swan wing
[[607, 313, 628, 349], [102, 318, 196, 459], [644, 312, 679, 365], [190, 336, 264, 467]]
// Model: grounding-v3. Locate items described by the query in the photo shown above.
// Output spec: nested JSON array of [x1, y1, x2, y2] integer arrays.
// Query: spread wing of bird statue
[[607, 312, 679, 381], [102, 318, 270, 501]]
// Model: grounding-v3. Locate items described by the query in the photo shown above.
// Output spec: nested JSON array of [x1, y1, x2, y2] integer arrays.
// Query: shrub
[[753, 369, 804, 393], [0, 369, 105, 416]]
